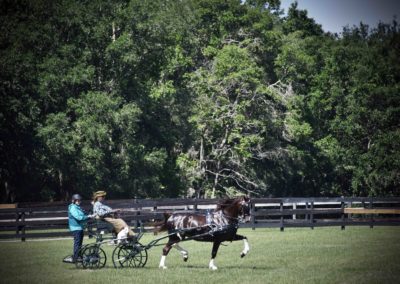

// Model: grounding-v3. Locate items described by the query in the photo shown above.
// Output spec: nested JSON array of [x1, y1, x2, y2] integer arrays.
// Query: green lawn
[[0, 227, 399, 284]]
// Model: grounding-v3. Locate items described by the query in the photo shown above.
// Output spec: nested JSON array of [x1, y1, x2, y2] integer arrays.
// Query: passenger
[[66, 193, 93, 263], [92, 190, 134, 243]]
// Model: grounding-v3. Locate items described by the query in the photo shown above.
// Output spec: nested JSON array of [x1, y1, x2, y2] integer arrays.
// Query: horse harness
[[171, 210, 240, 241]]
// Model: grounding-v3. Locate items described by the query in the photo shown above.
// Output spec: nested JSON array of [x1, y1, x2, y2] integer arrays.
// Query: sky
[[280, 0, 400, 34]]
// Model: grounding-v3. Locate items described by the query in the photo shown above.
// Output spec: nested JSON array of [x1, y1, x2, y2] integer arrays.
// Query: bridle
[[238, 199, 251, 223], [220, 198, 251, 223]]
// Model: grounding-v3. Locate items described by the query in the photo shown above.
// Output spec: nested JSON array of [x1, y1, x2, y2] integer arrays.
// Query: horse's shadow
[[65, 264, 271, 270], [184, 264, 270, 270]]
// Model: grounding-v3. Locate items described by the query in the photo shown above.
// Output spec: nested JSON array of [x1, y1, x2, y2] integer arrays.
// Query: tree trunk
[[199, 135, 204, 171], [112, 22, 116, 42], [58, 170, 65, 201], [4, 180, 15, 203], [211, 161, 220, 198], [198, 135, 205, 198]]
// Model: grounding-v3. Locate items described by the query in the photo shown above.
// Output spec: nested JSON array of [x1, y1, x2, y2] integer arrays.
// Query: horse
[[155, 196, 251, 270]]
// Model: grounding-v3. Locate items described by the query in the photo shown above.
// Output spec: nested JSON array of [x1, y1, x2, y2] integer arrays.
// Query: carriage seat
[[96, 219, 115, 235], [87, 218, 117, 242]]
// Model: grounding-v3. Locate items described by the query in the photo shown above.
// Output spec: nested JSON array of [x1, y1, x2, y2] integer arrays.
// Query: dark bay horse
[[155, 196, 251, 270]]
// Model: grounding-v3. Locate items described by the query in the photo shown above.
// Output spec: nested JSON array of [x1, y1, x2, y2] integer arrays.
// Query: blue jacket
[[68, 203, 89, 231]]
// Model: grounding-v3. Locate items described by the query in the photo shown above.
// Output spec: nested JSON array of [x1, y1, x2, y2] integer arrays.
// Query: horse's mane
[[216, 198, 237, 210]]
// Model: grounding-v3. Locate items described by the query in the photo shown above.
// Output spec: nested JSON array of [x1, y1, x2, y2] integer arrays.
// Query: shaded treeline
[[1, 0, 399, 202]]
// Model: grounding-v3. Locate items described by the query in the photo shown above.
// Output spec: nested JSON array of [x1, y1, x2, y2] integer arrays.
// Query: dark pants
[[72, 230, 84, 260]]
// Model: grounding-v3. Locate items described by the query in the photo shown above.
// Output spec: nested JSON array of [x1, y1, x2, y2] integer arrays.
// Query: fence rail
[[1, 197, 399, 241]]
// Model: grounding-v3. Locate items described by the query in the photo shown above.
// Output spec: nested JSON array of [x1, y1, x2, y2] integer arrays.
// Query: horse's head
[[238, 196, 251, 223], [217, 196, 251, 222]]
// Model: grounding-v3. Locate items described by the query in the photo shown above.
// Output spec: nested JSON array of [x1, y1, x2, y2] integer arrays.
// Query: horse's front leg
[[159, 244, 171, 269], [209, 241, 221, 270], [233, 234, 250, 258], [159, 238, 176, 269]]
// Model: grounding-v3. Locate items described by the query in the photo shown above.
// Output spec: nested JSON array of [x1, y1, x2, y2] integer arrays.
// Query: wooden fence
[[0, 197, 399, 241]]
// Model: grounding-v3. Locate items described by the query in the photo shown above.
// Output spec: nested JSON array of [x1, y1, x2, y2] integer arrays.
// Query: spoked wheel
[[79, 244, 107, 269], [112, 242, 148, 268], [75, 244, 90, 269]]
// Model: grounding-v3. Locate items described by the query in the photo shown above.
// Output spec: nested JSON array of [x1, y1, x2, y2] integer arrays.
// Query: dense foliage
[[1, 0, 399, 201]]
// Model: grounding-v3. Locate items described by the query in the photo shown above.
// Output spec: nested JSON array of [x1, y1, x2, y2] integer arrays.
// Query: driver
[[92, 190, 134, 243]]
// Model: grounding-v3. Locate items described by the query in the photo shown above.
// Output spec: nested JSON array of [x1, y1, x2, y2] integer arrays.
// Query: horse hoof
[[159, 265, 168, 269], [183, 256, 189, 262], [209, 266, 218, 270], [241, 252, 245, 258]]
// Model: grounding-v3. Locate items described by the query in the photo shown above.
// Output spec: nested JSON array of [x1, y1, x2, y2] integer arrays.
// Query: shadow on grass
[[64, 264, 272, 271], [184, 264, 271, 270]]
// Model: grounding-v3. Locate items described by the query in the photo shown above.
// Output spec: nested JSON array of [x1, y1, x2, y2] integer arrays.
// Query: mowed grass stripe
[[0, 227, 399, 284]]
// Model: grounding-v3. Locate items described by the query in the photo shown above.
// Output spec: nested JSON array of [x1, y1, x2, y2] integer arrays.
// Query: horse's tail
[[152, 212, 171, 235]]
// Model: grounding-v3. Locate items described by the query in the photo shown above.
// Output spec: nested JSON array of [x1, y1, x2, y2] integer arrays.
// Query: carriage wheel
[[75, 244, 90, 269], [112, 242, 148, 268], [79, 244, 107, 269]]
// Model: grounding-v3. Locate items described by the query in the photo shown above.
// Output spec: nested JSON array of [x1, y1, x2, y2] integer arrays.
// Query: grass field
[[1, 227, 399, 284]]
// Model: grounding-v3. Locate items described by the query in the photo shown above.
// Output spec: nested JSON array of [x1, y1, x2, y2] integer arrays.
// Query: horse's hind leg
[[209, 241, 221, 270], [233, 234, 250, 258], [173, 243, 189, 262]]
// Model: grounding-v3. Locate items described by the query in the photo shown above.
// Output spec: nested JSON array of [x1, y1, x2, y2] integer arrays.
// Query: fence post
[[21, 211, 26, 242], [15, 210, 20, 238], [310, 201, 314, 230], [341, 200, 345, 230], [251, 201, 255, 230], [292, 203, 296, 220], [280, 202, 284, 232], [305, 202, 309, 221], [152, 202, 158, 231], [133, 197, 140, 230], [362, 200, 366, 225], [369, 198, 374, 229]]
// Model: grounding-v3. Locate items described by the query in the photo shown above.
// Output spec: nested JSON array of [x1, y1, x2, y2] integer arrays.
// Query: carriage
[[63, 196, 251, 270], [70, 221, 149, 269]]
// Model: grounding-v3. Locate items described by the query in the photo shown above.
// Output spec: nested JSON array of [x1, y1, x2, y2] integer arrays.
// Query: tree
[[181, 44, 287, 197], [38, 92, 143, 199], [308, 22, 400, 196], [1, 0, 399, 201], [283, 2, 323, 37]]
